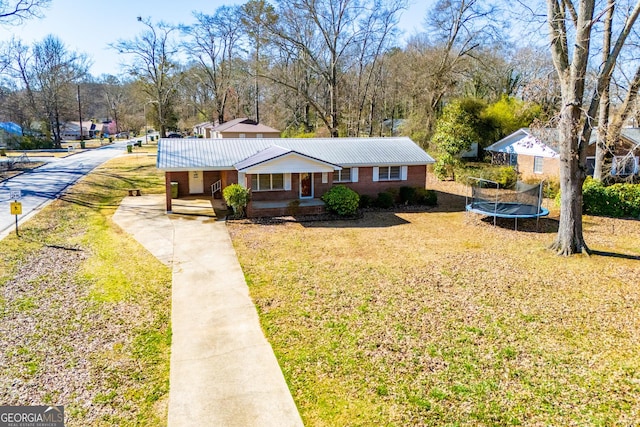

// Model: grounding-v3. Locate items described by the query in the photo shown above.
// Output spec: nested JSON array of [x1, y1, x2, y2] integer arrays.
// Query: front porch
[[169, 196, 229, 218], [247, 198, 326, 218]]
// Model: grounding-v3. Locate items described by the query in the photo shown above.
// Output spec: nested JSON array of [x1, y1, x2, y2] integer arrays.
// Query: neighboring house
[[61, 121, 99, 140], [0, 122, 22, 148], [157, 137, 435, 217], [485, 128, 560, 180], [486, 127, 640, 180], [210, 118, 281, 139], [603, 128, 640, 176], [193, 122, 215, 138]]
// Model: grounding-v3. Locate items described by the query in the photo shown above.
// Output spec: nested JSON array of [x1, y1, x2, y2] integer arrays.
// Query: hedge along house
[[486, 127, 640, 181], [156, 137, 435, 217]]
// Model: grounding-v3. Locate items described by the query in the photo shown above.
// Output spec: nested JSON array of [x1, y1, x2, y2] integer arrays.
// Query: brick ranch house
[[156, 137, 435, 217], [486, 127, 640, 180]]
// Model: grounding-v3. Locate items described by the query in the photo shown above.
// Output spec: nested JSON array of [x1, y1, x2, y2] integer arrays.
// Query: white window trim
[[352, 167, 359, 182], [251, 173, 286, 191], [612, 155, 639, 176], [533, 156, 544, 174], [333, 168, 352, 183], [377, 165, 402, 181]]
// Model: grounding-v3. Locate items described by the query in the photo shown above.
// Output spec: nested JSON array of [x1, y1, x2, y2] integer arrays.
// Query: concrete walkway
[[113, 195, 303, 427]]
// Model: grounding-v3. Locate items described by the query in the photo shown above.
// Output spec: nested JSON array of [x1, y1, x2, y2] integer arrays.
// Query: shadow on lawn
[[469, 215, 560, 234], [243, 211, 411, 228], [591, 250, 640, 261], [301, 212, 411, 229], [429, 190, 467, 213]]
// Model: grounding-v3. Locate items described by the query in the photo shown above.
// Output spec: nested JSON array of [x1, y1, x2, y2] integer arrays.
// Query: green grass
[[228, 211, 640, 426], [0, 149, 171, 426]]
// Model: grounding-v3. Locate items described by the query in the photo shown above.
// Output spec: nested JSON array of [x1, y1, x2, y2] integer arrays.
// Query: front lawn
[[0, 150, 171, 426], [227, 192, 640, 425]]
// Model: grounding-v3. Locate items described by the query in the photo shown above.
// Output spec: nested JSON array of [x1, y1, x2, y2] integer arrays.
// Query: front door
[[299, 172, 313, 198], [189, 170, 204, 194]]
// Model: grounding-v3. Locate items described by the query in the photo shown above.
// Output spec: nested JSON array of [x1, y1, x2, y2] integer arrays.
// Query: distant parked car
[[167, 133, 183, 138], [115, 132, 130, 139]]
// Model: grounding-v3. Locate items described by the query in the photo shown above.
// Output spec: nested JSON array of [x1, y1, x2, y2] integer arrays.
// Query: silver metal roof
[[157, 137, 435, 171]]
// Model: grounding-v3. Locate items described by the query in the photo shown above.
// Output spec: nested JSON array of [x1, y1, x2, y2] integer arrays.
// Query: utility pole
[[77, 85, 83, 141]]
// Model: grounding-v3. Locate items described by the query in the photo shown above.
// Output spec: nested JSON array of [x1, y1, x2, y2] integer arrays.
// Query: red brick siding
[[203, 171, 221, 198], [166, 172, 189, 197], [585, 139, 639, 157], [166, 166, 429, 212], [342, 165, 427, 197]]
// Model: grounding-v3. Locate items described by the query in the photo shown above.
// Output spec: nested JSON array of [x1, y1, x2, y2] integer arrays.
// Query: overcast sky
[[0, 0, 428, 77]]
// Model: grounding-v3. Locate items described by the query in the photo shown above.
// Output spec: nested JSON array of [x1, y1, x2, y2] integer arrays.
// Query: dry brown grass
[[228, 182, 640, 426]]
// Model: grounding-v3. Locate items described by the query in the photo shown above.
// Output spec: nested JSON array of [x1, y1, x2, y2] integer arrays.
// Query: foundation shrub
[[375, 192, 395, 209], [359, 194, 374, 209], [399, 186, 417, 204], [321, 185, 360, 216], [416, 188, 438, 206], [223, 184, 251, 217]]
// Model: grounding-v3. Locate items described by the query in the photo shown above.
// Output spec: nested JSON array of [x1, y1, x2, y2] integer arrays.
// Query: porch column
[[221, 170, 228, 189], [165, 173, 173, 212]]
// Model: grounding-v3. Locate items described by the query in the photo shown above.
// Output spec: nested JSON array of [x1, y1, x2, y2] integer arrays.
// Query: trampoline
[[465, 178, 549, 230]]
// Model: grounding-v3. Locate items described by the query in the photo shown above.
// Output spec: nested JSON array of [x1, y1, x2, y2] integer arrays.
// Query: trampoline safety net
[[466, 178, 549, 220]]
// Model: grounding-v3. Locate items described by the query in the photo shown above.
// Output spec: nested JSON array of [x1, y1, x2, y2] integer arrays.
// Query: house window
[[509, 153, 518, 166], [333, 168, 351, 182], [239, 133, 246, 138], [251, 173, 285, 191], [378, 166, 401, 181], [612, 156, 639, 176], [586, 157, 596, 176], [533, 156, 544, 174], [256, 133, 263, 138]]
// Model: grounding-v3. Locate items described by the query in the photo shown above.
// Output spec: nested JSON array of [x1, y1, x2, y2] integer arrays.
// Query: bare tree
[[0, 0, 50, 24], [263, 0, 407, 137], [182, 7, 243, 125], [112, 17, 182, 137], [240, 0, 277, 124], [3, 36, 88, 147], [592, 1, 640, 180], [546, 0, 640, 255], [32, 35, 89, 147]]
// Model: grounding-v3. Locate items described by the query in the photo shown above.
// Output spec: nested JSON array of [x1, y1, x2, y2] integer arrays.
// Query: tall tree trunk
[[330, 67, 339, 137], [550, 110, 589, 255], [593, 0, 615, 181], [546, 0, 595, 255]]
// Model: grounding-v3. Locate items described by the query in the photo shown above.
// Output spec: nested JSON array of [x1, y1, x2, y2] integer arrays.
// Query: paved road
[[0, 141, 130, 238]]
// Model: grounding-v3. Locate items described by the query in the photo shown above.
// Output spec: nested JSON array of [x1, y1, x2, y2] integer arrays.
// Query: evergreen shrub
[[375, 192, 395, 209], [321, 185, 360, 216]]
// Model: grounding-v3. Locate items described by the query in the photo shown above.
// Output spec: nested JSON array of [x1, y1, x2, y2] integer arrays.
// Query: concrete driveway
[[113, 195, 303, 427]]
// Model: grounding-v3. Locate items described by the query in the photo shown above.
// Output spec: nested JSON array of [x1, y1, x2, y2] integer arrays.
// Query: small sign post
[[9, 189, 22, 237]]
